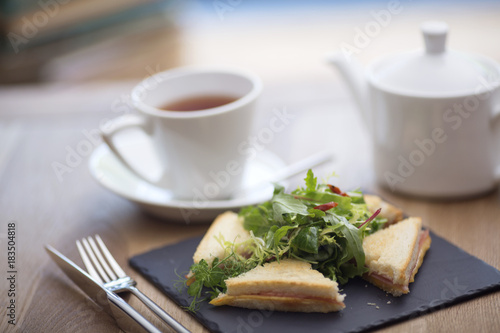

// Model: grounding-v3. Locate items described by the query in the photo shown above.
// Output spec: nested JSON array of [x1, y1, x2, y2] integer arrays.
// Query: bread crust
[[410, 233, 431, 283]]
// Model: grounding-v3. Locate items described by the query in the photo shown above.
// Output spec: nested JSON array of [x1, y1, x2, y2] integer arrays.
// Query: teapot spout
[[326, 53, 370, 126]]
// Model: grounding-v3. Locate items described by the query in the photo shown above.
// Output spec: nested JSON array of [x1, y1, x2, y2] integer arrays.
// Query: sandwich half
[[210, 259, 346, 313], [362, 217, 431, 296], [193, 211, 251, 266], [364, 194, 404, 226]]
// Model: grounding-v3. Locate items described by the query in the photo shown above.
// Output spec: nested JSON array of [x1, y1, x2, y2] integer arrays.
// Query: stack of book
[[0, 0, 178, 83]]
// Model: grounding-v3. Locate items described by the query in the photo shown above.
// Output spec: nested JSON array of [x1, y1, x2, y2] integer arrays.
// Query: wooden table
[[2, 2, 500, 332], [0, 76, 499, 333]]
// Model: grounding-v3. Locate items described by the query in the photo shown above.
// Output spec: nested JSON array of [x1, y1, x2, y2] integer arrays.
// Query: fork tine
[[82, 238, 110, 283], [76, 240, 103, 284], [95, 235, 127, 278], [88, 236, 117, 281]]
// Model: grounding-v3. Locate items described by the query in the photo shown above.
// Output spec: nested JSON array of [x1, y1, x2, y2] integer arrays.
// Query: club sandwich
[[364, 194, 404, 226], [362, 217, 431, 296], [210, 259, 346, 313], [193, 211, 251, 267]]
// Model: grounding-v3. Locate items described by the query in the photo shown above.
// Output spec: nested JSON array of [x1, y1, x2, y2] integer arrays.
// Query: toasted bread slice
[[193, 211, 251, 266], [364, 194, 404, 226], [362, 217, 431, 296], [210, 259, 345, 313]]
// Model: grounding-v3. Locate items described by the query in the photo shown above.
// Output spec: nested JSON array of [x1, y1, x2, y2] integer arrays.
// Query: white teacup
[[102, 66, 262, 200]]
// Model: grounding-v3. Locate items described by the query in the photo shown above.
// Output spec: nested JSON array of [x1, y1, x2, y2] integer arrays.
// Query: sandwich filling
[[257, 292, 342, 303], [213, 293, 345, 306]]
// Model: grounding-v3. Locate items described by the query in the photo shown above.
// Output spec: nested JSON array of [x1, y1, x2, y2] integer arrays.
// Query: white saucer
[[88, 140, 286, 224]]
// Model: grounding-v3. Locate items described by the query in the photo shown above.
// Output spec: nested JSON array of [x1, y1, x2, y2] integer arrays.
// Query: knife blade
[[45, 245, 163, 333]]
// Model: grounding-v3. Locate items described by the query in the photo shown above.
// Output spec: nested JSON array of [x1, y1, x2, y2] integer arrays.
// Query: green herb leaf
[[273, 225, 297, 245], [272, 193, 310, 223], [304, 169, 317, 191], [292, 227, 319, 253], [338, 222, 365, 272], [240, 202, 273, 236]]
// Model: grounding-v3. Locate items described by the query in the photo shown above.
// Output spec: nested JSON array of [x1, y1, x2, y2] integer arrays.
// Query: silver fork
[[77, 235, 190, 333]]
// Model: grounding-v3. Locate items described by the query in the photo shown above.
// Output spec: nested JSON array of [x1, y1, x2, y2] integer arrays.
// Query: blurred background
[[2, 0, 499, 184], [1, 0, 499, 85]]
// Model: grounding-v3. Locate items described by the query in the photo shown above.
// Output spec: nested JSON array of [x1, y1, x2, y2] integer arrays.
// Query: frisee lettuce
[[180, 170, 386, 311]]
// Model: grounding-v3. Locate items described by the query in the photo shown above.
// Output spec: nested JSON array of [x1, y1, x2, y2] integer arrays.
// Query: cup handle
[[102, 115, 159, 183]]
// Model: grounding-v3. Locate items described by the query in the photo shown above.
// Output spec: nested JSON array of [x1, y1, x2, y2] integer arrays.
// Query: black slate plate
[[130, 231, 500, 333]]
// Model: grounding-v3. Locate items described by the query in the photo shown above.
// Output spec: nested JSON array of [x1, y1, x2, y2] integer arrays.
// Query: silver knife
[[45, 245, 163, 333]]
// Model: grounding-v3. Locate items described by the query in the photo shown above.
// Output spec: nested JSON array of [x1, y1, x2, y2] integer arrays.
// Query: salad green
[[181, 170, 386, 311]]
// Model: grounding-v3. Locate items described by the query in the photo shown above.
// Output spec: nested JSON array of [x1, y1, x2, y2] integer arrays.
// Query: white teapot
[[328, 21, 500, 199]]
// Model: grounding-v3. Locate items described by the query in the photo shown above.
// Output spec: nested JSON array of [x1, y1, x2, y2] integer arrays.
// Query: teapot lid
[[369, 21, 496, 96]]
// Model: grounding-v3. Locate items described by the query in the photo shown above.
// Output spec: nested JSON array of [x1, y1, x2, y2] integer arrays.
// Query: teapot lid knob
[[421, 21, 448, 54]]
